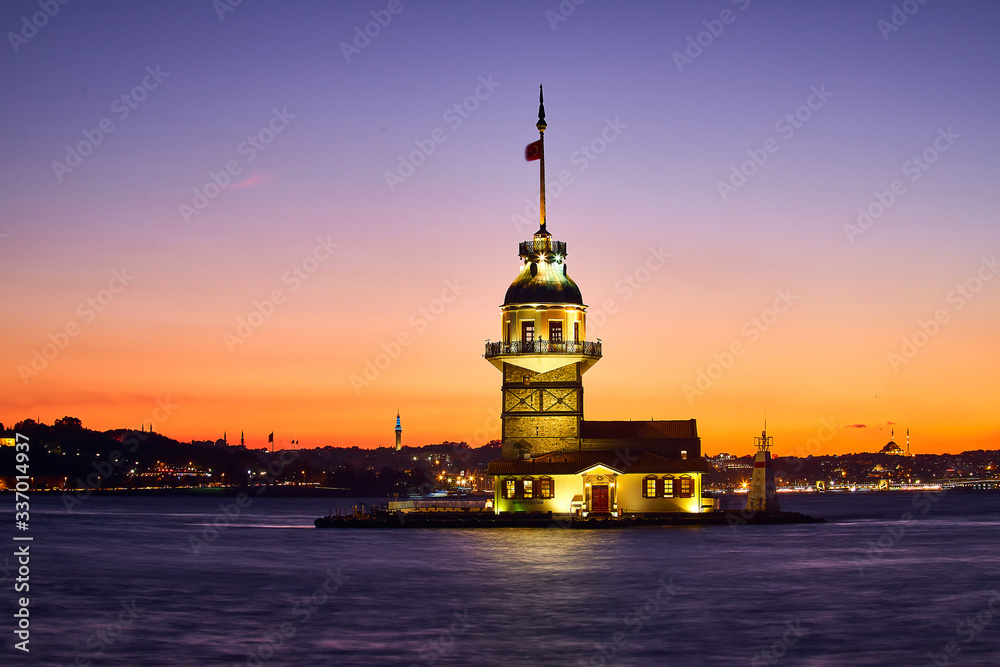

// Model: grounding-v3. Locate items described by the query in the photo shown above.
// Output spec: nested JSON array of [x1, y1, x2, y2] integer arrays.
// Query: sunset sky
[[2, 0, 998, 456]]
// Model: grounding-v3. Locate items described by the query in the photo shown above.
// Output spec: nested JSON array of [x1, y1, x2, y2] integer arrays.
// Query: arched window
[[663, 476, 675, 498], [643, 475, 658, 498], [678, 475, 693, 498], [503, 477, 516, 499], [538, 476, 554, 499]]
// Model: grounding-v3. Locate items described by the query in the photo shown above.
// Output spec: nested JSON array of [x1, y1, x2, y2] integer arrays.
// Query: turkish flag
[[525, 140, 542, 161]]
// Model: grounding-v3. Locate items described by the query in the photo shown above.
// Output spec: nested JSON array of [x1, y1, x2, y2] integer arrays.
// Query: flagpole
[[537, 85, 547, 234]]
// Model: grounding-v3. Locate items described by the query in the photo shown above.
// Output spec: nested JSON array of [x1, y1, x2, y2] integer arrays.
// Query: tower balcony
[[484, 338, 602, 374], [519, 239, 567, 259]]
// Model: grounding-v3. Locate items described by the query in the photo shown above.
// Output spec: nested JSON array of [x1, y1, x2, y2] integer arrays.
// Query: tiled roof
[[486, 449, 710, 475], [581, 419, 698, 440]]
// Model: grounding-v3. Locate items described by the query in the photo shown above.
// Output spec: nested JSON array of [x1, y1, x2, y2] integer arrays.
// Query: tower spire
[[536, 85, 547, 234], [395, 410, 402, 451]]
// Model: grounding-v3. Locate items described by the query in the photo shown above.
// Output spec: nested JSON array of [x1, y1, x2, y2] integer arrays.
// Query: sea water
[[8, 491, 1000, 666]]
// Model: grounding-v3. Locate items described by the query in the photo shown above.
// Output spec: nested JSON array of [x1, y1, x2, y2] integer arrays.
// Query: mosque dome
[[880, 440, 903, 454]]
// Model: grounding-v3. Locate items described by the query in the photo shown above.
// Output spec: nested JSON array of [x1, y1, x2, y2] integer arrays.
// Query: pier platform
[[314, 509, 824, 529]]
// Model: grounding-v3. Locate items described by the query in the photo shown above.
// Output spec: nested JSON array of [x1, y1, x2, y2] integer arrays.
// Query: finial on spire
[[536, 85, 546, 132]]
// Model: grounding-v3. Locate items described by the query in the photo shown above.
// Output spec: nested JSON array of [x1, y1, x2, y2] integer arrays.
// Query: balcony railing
[[519, 240, 567, 257], [485, 339, 602, 359]]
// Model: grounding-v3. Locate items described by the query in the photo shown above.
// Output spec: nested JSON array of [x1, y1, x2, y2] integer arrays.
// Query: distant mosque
[[879, 428, 912, 456], [484, 88, 711, 517]]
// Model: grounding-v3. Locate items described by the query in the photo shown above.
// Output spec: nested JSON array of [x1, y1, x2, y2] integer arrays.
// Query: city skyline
[[3, 1, 999, 456]]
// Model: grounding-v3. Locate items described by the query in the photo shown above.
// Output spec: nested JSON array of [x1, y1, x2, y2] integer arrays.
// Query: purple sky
[[2, 0, 998, 454]]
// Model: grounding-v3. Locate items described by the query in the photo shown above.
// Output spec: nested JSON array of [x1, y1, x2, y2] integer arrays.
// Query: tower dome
[[503, 232, 583, 305]]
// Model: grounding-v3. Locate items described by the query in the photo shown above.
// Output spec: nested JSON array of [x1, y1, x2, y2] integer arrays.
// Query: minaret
[[240, 430, 244, 448], [906, 428, 910, 455], [395, 411, 402, 451], [746, 424, 781, 514], [484, 87, 602, 461]]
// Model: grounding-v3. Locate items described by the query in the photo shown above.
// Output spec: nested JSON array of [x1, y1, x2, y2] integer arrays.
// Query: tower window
[[574, 322, 579, 343], [549, 321, 563, 343], [521, 321, 534, 345]]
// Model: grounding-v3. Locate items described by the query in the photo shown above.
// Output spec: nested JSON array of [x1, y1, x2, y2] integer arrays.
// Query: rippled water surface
[[10, 491, 1000, 666]]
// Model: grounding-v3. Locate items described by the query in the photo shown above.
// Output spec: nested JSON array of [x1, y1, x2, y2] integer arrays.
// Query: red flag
[[268, 432, 273, 443], [525, 140, 542, 161]]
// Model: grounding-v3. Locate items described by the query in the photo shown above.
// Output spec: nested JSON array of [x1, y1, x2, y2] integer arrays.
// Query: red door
[[591, 485, 609, 513]]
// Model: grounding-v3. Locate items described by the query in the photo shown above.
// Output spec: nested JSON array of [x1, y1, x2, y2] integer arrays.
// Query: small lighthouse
[[395, 411, 402, 451], [746, 424, 781, 514]]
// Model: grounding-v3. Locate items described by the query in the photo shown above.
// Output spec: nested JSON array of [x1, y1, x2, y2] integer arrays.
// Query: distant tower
[[395, 411, 402, 451], [746, 424, 781, 514], [240, 430, 244, 448], [484, 86, 602, 460], [906, 428, 910, 455]]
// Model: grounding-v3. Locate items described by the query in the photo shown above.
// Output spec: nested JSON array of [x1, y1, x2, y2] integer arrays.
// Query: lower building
[[489, 446, 712, 516]]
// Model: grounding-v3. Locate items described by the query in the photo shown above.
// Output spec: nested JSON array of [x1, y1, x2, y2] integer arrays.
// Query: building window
[[679, 476, 693, 498], [643, 476, 658, 498], [521, 321, 534, 343], [539, 476, 554, 499], [503, 478, 516, 499], [663, 476, 675, 498], [574, 322, 580, 343], [549, 321, 563, 343], [523, 477, 534, 499]]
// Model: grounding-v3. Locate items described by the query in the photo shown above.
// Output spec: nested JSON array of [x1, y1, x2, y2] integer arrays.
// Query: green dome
[[504, 257, 583, 305]]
